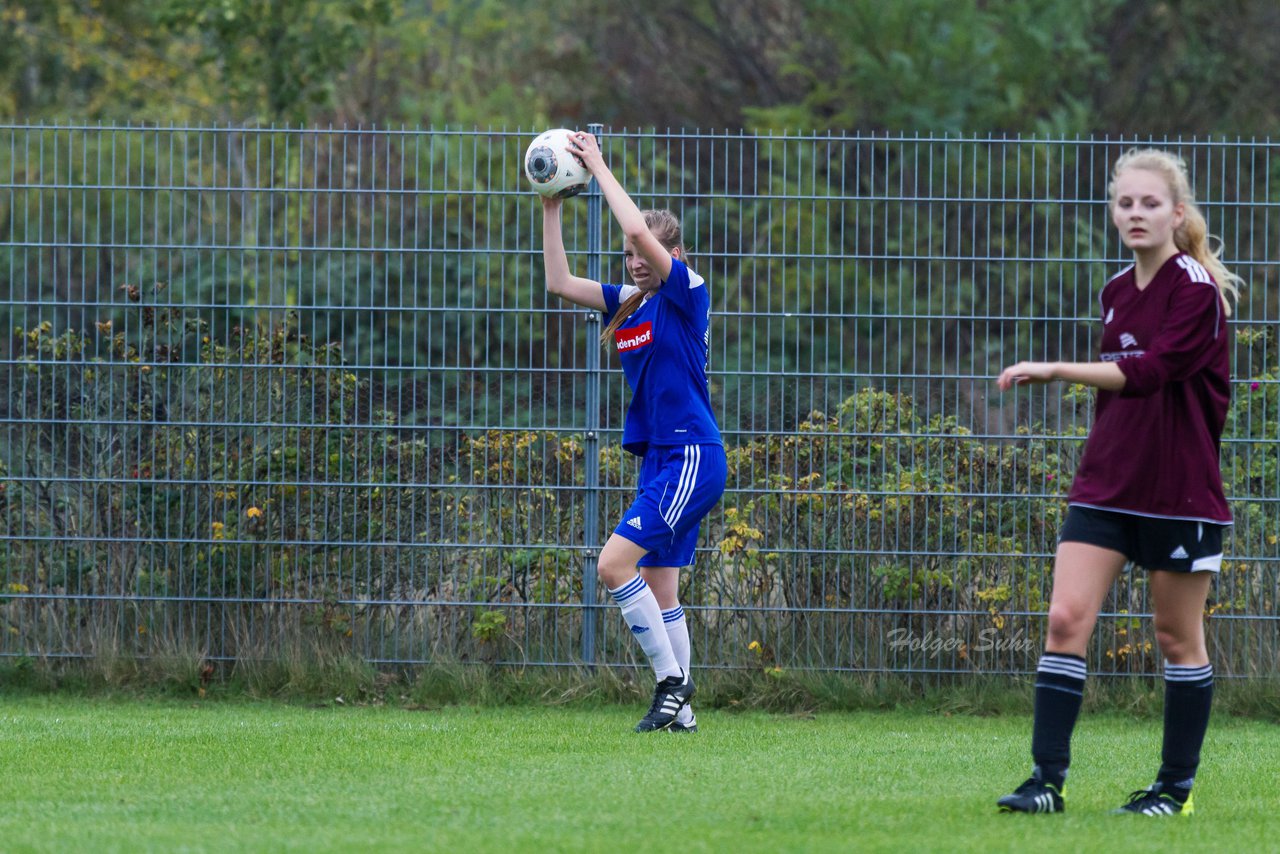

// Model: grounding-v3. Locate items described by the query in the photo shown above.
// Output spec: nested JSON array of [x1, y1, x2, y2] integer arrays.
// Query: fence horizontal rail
[[2, 126, 1276, 678]]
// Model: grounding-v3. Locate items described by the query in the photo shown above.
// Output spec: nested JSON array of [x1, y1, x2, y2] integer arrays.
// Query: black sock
[[1031, 652, 1087, 789], [1157, 662, 1214, 802]]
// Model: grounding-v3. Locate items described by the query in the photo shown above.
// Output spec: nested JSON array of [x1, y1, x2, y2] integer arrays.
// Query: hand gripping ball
[[524, 128, 590, 198]]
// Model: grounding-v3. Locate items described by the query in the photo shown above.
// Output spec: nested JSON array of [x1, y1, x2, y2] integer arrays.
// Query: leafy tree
[[4, 0, 1280, 136], [342, 0, 594, 127], [1089, 0, 1280, 135], [154, 0, 395, 123], [742, 0, 1119, 135], [0, 0, 179, 118]]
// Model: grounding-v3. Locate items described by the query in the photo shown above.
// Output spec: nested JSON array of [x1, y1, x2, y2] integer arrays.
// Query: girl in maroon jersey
[[994, 149, 1242, 816]]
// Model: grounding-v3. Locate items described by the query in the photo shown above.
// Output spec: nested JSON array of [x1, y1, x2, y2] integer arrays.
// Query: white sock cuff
[[1164, 661, 1213, 684], [609, 575, 649, 607], [1037, 653, 1087, 681]]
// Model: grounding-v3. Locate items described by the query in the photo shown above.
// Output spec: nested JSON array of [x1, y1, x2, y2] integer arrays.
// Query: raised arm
[[541, 195, 606, 311], [567, 131, 674, 282]]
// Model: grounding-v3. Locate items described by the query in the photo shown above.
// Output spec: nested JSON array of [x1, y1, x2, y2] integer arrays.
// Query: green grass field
[[1, 696, 1273, 852]]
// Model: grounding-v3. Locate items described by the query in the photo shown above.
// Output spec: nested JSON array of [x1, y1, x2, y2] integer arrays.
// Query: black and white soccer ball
[[524, 128, 590, 198]]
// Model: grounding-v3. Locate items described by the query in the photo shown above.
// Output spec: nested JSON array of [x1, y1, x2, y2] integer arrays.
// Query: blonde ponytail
[[600, 290, 646, 344]]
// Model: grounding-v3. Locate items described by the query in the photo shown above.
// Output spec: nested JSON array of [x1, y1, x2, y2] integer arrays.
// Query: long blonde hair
[[600, 209, 684, 345], [1109, 148, 1243, 315]]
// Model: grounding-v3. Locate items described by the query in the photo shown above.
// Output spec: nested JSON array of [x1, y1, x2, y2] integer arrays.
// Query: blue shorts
[[613, 443, 727, 568]]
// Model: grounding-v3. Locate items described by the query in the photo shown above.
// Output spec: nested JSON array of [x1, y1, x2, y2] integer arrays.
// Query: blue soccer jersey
[[601, 258, 722, 455]]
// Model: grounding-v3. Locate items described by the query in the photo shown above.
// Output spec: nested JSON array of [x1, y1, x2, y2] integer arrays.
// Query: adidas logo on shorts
[[627, 517, 643, 530], [1170, 545, 1189, 559]]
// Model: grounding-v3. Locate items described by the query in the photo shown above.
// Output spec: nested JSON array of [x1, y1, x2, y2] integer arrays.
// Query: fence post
[[580, 122, 605, 666]]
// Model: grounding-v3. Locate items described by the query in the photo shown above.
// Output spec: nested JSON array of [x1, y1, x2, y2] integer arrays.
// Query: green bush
[[1, 307, 1275, 676]]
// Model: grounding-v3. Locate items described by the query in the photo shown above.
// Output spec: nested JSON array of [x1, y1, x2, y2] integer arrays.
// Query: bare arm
[[996, 360, 1126, 392], [541, 196, 606, 311], [567, 131, 673, 281]]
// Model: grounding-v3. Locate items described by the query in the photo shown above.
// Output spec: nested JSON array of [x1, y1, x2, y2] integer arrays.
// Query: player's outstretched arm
[[567, 131, 674, 283], [541, 196, 606, 310], [996, 360, 1125, 392]]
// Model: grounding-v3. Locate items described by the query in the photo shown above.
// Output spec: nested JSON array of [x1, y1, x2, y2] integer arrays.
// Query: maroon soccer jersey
[[1067, 253, 1232, 523]]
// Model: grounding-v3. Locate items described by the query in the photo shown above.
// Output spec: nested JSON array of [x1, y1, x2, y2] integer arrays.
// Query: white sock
[[663, 604, 695, 724], [609, 576, 681, 681]]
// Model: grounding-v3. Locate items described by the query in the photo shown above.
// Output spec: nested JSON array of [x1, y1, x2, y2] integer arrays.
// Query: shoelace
[[1014, 777, 1045, 795], [646, 684, 673, 716]]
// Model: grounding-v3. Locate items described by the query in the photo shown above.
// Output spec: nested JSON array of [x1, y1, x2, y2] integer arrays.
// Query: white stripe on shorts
[[1190, 553, 1222, 573], [662, 445, 701, 531]]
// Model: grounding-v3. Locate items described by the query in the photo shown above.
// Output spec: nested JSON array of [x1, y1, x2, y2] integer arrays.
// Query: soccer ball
[[524, 129, 590, 198]]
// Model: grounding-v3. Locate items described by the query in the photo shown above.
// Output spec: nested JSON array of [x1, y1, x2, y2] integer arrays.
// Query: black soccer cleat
[[997, 771, 1065, 814], [1112, 783, 1194, 816], [668, 711, 698, 733], [634, 670, 695, 732]]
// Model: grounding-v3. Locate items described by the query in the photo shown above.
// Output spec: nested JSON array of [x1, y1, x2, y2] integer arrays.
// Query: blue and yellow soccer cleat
[[997, 771, 1065, 814], [1112, 784, 1194, 816]]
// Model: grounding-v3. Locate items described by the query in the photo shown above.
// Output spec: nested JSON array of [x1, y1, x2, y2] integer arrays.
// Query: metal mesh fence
[[1, 125, 1276, 677]]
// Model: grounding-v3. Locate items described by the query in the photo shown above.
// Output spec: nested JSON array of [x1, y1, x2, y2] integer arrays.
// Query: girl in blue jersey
[[995, 149, 1242, 816], [540, 130, 726, 733]]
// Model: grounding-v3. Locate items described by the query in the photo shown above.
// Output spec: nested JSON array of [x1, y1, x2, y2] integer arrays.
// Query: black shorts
[[1059, 505, 1228, 573]]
